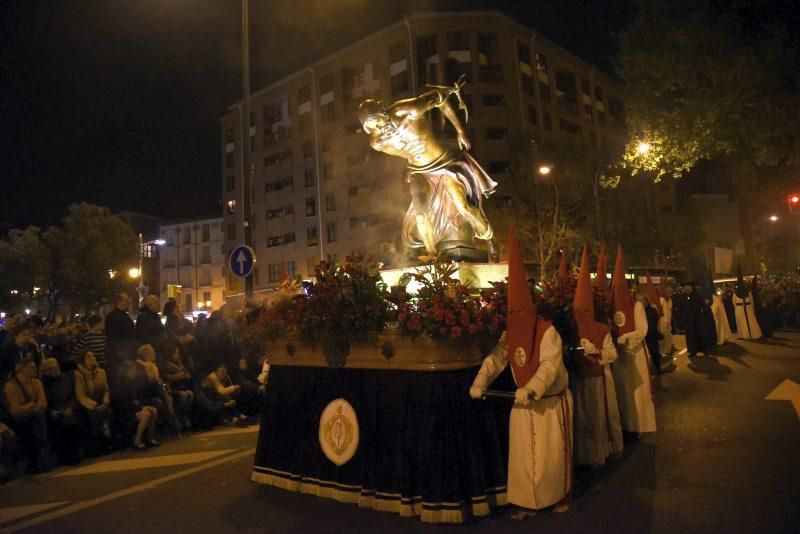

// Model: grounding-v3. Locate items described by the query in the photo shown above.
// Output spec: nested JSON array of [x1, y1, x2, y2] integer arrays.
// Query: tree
[[616, 0, 800, 256], [54, 203, 139, 311], [0, 227, 49, 311]]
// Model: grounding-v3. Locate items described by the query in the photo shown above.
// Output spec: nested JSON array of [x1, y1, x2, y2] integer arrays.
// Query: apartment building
[[220, 11, 630, 301], [158, 216, 226, 314]]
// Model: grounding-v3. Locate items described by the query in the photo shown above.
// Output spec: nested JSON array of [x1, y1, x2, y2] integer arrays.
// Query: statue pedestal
[[380, 262, 508, 292]]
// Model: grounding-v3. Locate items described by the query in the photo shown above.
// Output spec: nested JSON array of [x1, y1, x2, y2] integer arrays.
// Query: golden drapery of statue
[[358, 77, 499, 262]]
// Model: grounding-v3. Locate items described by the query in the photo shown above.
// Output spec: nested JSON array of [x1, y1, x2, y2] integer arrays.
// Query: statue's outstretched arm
[[440, 98, 470, 151]]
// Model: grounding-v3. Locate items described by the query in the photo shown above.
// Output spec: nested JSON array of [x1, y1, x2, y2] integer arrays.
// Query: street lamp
[[128, 267, 141, 279], [136, 233, 166, 306], [636, 142, 651, 155], [769, 215, 779, 222], [538, 165, 552, 175]]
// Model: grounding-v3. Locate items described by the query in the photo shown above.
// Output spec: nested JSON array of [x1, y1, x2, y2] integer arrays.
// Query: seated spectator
[[201, 362, 245, 425], [1, 357, 49, 473], [135, 345, 180, 432], [72, 316, 109, 370], [111, 362, 159, 450], [159, 345, 195, 430], [1, 328, 42, 381], [40, 358, 82, 465], [74, 350, 112, 455]]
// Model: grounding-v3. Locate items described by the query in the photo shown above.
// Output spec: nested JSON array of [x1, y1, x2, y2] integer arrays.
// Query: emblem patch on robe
[[613, 311, 627, 328], [319, 398, 359, 466], [514, 347, 527, 367]]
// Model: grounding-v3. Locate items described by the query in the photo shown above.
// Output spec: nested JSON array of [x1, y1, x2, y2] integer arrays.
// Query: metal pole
[[138, 233, 144, 306], [241, 0, 254, 303]]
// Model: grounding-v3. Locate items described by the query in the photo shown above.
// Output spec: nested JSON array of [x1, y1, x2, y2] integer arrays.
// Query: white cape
[[710, 294, 733, 345], [611, 301, 657, 433], [732, 292, 761, 340], [658, 297, 674, 355]]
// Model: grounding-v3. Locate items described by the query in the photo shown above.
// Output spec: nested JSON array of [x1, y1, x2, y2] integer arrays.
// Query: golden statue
[[358, 78, 499, 262]]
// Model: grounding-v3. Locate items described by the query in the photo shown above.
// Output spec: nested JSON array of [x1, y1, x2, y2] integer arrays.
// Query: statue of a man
[[358, 81, 499, 262]]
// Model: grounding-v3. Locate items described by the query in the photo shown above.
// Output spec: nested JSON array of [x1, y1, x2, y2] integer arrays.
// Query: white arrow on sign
[[765, 379, 800, 420], [236, 250, 249, 274]]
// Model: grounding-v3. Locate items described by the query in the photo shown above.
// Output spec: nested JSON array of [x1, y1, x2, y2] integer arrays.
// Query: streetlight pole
[[240, 0, 254, 303], [137, 233, 144, 305]]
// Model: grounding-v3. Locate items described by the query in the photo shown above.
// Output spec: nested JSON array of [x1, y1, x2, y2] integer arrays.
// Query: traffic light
[[790, 194, 800, 214]]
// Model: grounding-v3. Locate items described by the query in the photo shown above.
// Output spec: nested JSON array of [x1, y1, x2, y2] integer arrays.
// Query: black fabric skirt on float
[[251, 364, 511, 523]]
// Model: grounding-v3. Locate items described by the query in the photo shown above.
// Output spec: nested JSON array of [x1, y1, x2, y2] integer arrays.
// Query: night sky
[[0, 0, 633, 231]]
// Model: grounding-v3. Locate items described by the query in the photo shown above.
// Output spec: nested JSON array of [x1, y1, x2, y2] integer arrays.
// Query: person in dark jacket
[[135, 295, 165, 352], [105, 293, 136, 367], [40, 358, 82, 465], [682, 282, 716, 357], [111, 362, 159, 450]]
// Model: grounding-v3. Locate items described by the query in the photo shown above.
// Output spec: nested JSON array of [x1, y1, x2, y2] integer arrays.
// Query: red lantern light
[[790, 194, 800, 214]]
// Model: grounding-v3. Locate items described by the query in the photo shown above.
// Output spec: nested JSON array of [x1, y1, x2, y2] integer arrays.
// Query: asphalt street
[[1, 332, 798, 533]]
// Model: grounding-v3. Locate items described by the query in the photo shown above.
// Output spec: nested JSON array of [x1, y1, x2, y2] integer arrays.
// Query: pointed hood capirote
[[609, 245, 635, 337], [734, 262, 748, 298], [646, 272, 663, 316], [506, 227, 549, 387], [574, 244, 609, 377], [593, 243, 608, 295], [557, 250, 569, 279]]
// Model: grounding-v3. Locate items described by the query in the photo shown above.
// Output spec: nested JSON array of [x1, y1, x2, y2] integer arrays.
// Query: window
[[535, 53, 548, 74], [322, 134, 333, 153], [485, 128, 508, 140], [391, 70, 410, 95], [201, 246, 211, 264], [527, 105, 538, 126], [299, 113, 312, 133], [609, 98, 625, 120], [268, 263, 281, 283], [539, 82, 551, 104], [521, 72, 533, 95], [447, 31, 469, 51], [482, 94, 505, 106], [319, 73, 334, 94], [559, 118, 581, 135], [487, 161, 510, 174], [350, 213, 385, 229], [225, 152, 234, 168], [286, 260, 297, 278], [543, 112, 552, 131], [263, 101, 290, 146], [202, 224, 210, 242], [444, 58, 471, 85], [307, 256, 317, 276], [307, 227, 318, 247], [182, 247, 192, 266], [266, 205, 295, 220], [477, 32, 502, 83], [227, 223, 237, 241], [584, 104, 594, 121], [518, 43, 531, 65], [264, 149, 292, 167], [185, 294, 193, 312], [389, 41, 406, 64], [183, 227, 191, 244], [303, 140, 314, 160], [264, 177, 293, 193], [304, 168, 315, 188], [321, 101, 335, 122], [594, 85, 604, 102], [298, 84, 311, 105], [597, 109, 606, 126], [581, 78, 591, 96], [555, 68, 578, 114], [225, 128, 234, 144], [266, 232, 295, 248], [325, 192, 337, 212], [416, 34, 437, 87], [326, 222, 337, 243], [306, 197, 316, 217], [203, 290, 211, 302], [322, 161, 333, 182], [225, 175, 235, 192]]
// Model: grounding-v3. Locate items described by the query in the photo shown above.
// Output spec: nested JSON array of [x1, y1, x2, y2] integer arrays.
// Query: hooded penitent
[[507, 227, 551, 387], [557, 250, 569, 279], [734, 263, 748, 298], [574, 245, 609, 377], [593, 243, 608, 295], [646, 272, 663, 316], [609, 245, 635, 338]]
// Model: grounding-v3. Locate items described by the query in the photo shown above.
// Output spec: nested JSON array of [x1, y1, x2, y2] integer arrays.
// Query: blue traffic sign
[[229, 245, 256, 278]]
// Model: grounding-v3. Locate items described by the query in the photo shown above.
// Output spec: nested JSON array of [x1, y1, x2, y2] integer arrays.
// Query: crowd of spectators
[[0, 293, 268, 480]]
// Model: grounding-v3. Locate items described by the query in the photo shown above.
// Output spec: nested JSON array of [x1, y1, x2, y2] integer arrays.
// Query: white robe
[[572, 333, 623, 466], [710, 294, 733, 345], [474, 327, 573, 510], [611, 301, 657, 433], [732, 292, 762, 340], [658, 297, 674, 355]]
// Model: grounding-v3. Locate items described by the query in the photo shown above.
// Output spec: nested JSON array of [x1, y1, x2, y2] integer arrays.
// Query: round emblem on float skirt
[[319, 398, 359, 466], [514, 346, 527, 367], [613, 311, 627, 328]]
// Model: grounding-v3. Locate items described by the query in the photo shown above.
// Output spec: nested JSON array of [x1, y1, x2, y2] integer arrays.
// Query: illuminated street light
[[128, 267, 141, 279], [154, 239, 166, 246], [769, 215, 779, 222], [108, 270, 117, 279], [205, 300, 212, 308], [197, 301, 204, 309], [636, 142, 651, 155], [538, 165, 552, 175]]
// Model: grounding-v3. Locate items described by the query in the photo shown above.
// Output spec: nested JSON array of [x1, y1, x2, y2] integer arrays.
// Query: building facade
[[220, 11, 629, 301], [158, 216, 226, 314]]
